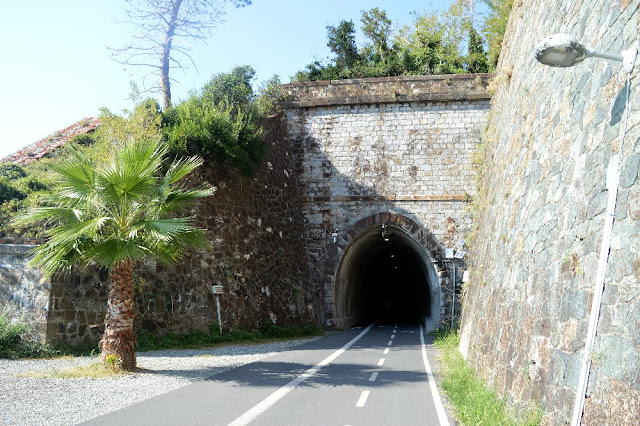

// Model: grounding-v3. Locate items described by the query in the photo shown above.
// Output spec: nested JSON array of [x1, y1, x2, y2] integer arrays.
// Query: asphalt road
[[86, 322, 454, 426]]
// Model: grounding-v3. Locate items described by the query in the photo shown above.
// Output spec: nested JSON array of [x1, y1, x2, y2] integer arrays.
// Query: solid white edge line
[[419, 323, 451, 426], [228, 322, 376, 426], [356, 390, 370, 408]]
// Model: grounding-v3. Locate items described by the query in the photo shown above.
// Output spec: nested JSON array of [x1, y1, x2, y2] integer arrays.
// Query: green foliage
[[0, 163, 27, 180], [69, 133, 97, 146], [434, 329, 542, 425], [201, 65, 256, 114], [16, 140, 213, 278], [482, 0, 514, 67], [0, 179, 25, 205], [361, 7, 393, 61], [327, 20, 360, 69], [0, 314, 57, 359], [466, 26, 489, 73], [256, 75, 289, 116], [135, 322, 323, 352], [164, 67, 267, 175], [295, 1, 495, 82]]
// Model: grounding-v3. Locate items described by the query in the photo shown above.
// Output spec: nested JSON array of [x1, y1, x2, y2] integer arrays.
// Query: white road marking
[[391, 334, 395, 339], [369, 371, 379, 382], [356, 390, 370, 408], [387, 340, 393, 346], [383, 348, 389, 355], [377, 358, 385, 366], [228, 322, 376, 426], [419, 323, 451, 426]]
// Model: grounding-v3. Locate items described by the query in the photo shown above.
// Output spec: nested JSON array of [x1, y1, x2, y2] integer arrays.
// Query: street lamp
[[533, 33, 637, 73]]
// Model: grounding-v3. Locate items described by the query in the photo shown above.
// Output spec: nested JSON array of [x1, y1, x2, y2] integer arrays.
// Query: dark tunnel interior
[[344, 230, 432, 325]]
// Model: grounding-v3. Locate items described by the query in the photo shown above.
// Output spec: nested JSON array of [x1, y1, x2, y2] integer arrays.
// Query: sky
[[0, 0, 485, 159]]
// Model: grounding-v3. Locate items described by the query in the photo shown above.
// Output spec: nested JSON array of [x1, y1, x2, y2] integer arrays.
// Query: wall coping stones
[[281, 73, 492, 108], [301, 194, 471, 203]]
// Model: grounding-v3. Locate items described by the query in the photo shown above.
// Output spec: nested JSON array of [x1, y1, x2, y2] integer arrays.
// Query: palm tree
[[17, 140, 213, 370]]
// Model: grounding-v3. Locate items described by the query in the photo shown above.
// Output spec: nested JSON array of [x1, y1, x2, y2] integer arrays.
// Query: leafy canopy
[[294, 0, 502, 82], [16, 140, 213, 278], [164, 66, 267, 175]]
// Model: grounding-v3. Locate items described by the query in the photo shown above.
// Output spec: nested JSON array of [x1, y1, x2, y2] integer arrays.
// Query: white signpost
[[211, 285, 224, 333]]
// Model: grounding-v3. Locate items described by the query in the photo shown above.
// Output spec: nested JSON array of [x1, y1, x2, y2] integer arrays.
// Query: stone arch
[[333, 212, 448, 331]]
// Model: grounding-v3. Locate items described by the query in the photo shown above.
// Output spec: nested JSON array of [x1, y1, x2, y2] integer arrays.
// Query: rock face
[[459, 1, 640, 424]]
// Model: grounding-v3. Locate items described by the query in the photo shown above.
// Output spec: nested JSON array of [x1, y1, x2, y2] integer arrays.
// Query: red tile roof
[[1, 117, 101, 165]]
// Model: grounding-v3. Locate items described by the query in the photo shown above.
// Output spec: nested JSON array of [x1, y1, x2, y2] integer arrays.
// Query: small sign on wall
[[211, 285, 224, 295]]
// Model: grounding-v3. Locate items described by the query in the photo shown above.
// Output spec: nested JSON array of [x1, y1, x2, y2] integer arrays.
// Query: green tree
[[482, 0, 514, 67], [466, 26, 489, 73], [327, 20, 360, 69], [17, 141, 213, 370], [361, 8, 393, 61], [202, 65, 256, 113]]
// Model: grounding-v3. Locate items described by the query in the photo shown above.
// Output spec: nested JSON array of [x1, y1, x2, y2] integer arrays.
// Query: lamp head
[[534, 34, 588, 67]]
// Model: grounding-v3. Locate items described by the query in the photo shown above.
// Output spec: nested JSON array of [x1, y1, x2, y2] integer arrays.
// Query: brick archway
[[332, 212, 449, 331]]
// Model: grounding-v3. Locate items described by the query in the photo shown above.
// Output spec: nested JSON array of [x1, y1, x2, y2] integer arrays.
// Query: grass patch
[[135, 321, 324, 352], [434, 329, 541, 426], [19, 362, 129, 379]]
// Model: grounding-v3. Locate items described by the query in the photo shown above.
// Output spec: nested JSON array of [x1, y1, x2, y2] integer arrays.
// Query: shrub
[[164, 93, 267, 175], [0, 179, 25, 205], [0, 314, 56, 359], [0, 163, 27, 180]]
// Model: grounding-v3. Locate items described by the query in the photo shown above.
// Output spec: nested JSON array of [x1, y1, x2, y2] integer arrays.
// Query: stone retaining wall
[[459, 1, 640, 424], [0, 244, 51, 341], [1, 113, 316, 345]]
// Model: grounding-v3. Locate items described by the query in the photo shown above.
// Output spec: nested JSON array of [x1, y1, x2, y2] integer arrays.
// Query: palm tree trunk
[[100, 260, 137, 370]]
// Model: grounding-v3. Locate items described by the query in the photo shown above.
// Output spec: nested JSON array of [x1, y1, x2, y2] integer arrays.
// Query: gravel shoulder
[[0, 337, 321, 426]]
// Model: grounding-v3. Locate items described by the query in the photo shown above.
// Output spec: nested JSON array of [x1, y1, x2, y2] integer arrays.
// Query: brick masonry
[[283, 74, 491, 328], [459, 1, 640, 424]]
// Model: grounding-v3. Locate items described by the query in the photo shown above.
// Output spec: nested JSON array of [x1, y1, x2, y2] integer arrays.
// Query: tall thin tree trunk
[[160, 0, 184, 110], [100, 260, 137, 370]]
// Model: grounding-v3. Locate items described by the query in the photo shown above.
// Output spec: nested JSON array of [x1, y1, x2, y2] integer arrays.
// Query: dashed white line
[[387, 340, 393, 346], [228, 322, 376, 426], [377, 358, 385, 366], [383, 348, 389, 355], [391, 334, 395, 339], [356, 390, 370, 408], [369, 371, 379, 382]]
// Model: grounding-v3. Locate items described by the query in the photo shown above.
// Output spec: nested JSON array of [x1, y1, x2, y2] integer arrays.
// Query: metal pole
[[216, 295, 222, 334], [451, 264, 456, 329]]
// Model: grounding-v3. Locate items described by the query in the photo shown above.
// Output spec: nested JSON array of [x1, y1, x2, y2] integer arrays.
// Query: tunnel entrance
[[334, 223, 441, 331]]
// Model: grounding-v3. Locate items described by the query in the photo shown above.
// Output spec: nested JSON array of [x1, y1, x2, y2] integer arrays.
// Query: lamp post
[[534, 34, 636, 426]]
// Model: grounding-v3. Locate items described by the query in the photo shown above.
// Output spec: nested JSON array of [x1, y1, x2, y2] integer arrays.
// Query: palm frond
[[86, 239, 148, 267], [47, 217, 109, 246], [13, 207, 82, 227], [164, 156, 204, 185], [51, 148, 96, 203]]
